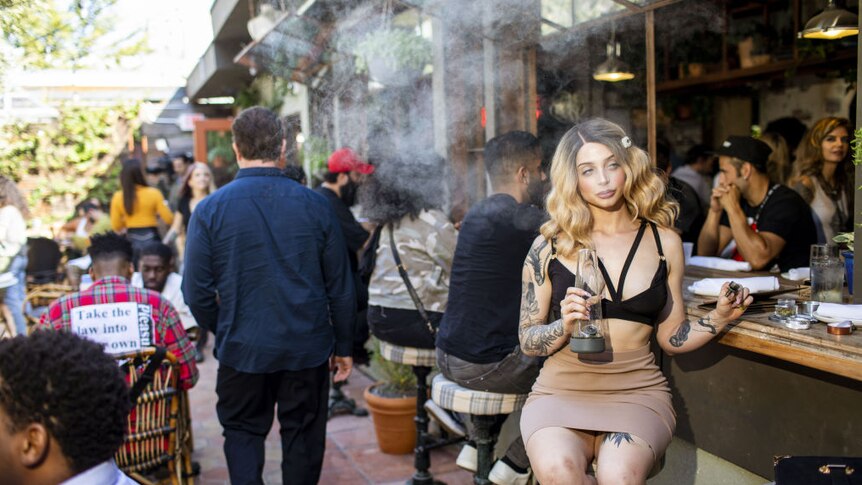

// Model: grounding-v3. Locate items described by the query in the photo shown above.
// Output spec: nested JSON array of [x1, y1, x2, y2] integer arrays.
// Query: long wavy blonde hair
[[541, 118, 677, 258]]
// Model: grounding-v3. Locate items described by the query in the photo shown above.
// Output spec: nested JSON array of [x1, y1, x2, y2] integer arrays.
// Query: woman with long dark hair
[[360, 154, 457, 349], [789, 117, 854, 243], [0, 177, 30, 336], [109, 159, 173, 264]]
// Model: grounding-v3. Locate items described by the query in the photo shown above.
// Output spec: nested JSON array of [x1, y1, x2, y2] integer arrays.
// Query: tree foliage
[[0, 102, 140, 220], [0, 0, 149, 70]]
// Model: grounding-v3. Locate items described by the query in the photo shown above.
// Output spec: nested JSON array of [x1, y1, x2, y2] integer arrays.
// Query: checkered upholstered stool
[[378, 340, 456, 485], [431, 374, 528, 485]]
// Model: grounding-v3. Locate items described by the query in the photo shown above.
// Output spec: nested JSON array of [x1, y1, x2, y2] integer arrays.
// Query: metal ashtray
[[800, 301, 820, 317], [784, 316, 812, 330]]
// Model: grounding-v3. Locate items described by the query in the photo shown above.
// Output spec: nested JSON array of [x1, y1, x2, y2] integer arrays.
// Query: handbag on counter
[[775, 456, 862, 485]]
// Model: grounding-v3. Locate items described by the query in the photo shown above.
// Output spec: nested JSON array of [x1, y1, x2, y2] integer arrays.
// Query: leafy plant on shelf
[[833, 127, 862, 253], [366, 337, 416, 398], [352, 28, 432, 75]]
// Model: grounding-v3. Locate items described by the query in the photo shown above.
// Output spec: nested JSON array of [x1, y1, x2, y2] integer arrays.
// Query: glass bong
[[569, 248, 606, 353]]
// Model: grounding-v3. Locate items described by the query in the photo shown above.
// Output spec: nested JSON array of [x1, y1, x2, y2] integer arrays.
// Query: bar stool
[[430, 374, 528, 485], [378, 340, 462, 485]]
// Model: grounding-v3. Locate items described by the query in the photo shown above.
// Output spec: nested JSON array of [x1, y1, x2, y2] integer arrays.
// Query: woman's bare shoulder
[[656, 225, 683, 254]]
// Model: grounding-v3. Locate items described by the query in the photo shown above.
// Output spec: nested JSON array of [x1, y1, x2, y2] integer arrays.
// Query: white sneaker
[[455, 443, 477, 472], [489, 459, 530, 485]]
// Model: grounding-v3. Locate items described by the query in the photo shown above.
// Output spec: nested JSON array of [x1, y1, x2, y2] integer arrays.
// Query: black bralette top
[[548, 220, 668, 326]]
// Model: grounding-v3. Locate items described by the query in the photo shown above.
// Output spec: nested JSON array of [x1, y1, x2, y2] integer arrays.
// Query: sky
[[110, 0, 214, 80]]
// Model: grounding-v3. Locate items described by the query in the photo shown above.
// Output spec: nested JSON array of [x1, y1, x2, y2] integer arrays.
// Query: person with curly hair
[[788, 117, 855, 243], [0, 330, 135, 485], [518, 119, 754, 484], [360, 153, 457, 350], [38, 232, 198, 391]]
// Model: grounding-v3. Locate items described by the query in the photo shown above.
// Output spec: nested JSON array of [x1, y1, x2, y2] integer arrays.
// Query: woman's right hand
[[560, 287, 592, 334]]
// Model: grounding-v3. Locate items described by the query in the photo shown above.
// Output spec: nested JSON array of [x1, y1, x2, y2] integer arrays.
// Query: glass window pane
[[542, 0, 572, 35], [574, 0, 626, 24]]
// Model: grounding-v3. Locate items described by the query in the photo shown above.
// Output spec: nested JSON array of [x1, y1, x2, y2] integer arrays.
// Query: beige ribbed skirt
[[520, 344, 675, 458]]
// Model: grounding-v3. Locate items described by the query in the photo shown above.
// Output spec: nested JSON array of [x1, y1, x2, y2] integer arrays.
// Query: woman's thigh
[[594, 432, 654, 485], [526, 427, 597, 485]]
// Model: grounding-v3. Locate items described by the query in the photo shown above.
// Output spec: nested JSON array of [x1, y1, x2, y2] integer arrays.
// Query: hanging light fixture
[[799, 0, 858, 40], [593, 23, 635, 82]]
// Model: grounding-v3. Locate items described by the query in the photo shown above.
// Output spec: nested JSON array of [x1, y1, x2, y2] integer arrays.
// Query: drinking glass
[[810, 244, 844, 303], [570, 248, 606, 353]]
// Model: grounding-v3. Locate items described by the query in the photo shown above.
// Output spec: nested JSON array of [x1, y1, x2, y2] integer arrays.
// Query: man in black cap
[[697, 135, 817, 271]]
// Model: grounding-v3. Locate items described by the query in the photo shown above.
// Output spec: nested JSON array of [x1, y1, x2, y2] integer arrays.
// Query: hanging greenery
[[352, 28, 432, 75]]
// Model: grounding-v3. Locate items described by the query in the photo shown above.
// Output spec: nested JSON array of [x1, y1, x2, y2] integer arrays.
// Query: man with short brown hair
[[183, 106, 356, 485]]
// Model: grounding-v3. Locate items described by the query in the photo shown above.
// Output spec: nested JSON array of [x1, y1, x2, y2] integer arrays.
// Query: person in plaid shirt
[[38, 232, 198, 390]]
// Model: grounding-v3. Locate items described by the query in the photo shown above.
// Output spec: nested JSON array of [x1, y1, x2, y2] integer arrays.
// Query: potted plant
[[833, 232, 854, 295], [353, 28, 432, 86], [834, 126, 862, 296], [362, 337, 418, 454]]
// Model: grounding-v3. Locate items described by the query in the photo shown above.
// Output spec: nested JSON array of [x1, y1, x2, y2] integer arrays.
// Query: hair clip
[[621, 136, 632, 148]]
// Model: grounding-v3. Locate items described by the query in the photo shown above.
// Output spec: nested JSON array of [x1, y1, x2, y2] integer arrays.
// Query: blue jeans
[[4, 253, 28, 335]]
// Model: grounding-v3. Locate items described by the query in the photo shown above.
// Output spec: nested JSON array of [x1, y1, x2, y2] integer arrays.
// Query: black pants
[[367, 305, 441, 349], [215, 362, 329, 485]]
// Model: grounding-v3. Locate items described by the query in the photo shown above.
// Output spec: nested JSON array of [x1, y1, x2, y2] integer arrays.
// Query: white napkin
[[688, 276, 779, 296], [786, 267, 810, 281], [687, 256, 752, 272], [816, 303, 862, 321]]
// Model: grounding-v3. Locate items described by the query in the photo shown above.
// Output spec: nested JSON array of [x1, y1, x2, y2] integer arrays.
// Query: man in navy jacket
[[183, 106, 356, 485]]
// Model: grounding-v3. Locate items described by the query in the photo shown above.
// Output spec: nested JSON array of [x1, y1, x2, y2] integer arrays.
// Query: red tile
[[329, 425, 379, 449]]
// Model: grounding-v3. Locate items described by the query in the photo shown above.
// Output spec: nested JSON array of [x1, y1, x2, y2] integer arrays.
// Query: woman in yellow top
[[110, 159, 174, 265]]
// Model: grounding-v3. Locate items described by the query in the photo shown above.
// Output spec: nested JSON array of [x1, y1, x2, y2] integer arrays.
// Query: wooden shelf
[[656, 49, 856, 94]]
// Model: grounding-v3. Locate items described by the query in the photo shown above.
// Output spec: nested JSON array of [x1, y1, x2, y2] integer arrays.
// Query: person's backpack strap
[[388, 224, 437, 336], [128, 346, 167, 406]]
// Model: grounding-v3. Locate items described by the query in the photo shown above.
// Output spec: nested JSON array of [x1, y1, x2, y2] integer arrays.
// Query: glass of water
[[810, 244, 844, 303]]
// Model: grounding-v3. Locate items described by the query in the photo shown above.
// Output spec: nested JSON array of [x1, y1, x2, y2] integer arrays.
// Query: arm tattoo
[[526, 239, 549, 285], [670, 316, 718, 348], [695, 316, 717, 335], [669, 321, 691, 347], [604, 432, 634, 447], [520, 319, 565, 355], [519, 281, 540, 324]]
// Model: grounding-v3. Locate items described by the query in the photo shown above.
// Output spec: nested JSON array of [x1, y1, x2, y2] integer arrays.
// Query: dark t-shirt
[[668, 177, 705, 248], [314, 186, 369, 272], [719, 184, 817, 271], [436, 194, 546, 363]]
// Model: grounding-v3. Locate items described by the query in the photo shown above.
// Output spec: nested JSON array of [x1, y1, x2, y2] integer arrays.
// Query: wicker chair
[[114, 348, 193, 485], [24, 283, 74, 335]]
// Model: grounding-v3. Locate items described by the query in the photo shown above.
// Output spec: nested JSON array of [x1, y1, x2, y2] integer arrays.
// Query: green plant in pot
[[363, 337, 418, 454], [353, 28, 432, 86], [833, 127, 862, 295]]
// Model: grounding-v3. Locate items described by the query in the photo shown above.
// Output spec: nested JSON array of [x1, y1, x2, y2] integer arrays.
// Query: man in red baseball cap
[[315, 147, 374, 372]]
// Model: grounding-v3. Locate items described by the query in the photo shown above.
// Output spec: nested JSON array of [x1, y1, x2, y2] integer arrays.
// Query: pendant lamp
[[799, 0, 858, 40], [593, 23, 635, 82]]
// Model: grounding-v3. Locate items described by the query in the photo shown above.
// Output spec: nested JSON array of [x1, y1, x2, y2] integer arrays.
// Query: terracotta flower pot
[[363, 384, 416, 454]]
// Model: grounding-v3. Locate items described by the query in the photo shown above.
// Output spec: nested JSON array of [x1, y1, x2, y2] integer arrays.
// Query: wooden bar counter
[[664, 266, 862, 479]]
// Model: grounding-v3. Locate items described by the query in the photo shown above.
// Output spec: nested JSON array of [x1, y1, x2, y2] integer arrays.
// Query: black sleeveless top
[[548, 220, 668, 326]]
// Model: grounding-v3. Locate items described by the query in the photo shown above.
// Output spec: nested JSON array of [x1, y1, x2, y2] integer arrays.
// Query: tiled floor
[[188, 341, 473, 485]]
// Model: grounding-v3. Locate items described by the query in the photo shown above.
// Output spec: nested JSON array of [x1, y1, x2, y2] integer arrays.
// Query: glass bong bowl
[[569, 248, 606, 354]]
